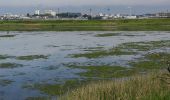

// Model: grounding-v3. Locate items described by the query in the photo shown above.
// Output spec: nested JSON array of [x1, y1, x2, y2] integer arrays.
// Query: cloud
[[0, 0, 170, 7]]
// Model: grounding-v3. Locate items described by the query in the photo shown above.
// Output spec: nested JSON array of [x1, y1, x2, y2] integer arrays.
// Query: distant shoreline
[[0, 18, 170, 31]]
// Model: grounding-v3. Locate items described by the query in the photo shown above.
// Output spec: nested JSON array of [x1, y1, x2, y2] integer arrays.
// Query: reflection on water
[[0, 31, 170, 100]]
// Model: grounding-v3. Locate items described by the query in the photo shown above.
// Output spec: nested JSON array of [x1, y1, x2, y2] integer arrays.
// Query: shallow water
[[0, 31, 170, 100]]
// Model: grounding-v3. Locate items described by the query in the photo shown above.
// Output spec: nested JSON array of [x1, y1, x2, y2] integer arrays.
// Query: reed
[[60, 71, 170, 100]]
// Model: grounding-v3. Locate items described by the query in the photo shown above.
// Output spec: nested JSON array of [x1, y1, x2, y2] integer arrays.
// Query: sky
[[0, 0, 170, 14], [1, 0, 170, 6]]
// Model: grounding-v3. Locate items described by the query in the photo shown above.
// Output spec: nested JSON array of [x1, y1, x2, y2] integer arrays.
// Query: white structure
[[35, 10, 40, 15], [125, 16, 137, 19], [44, 10, 56, 16]]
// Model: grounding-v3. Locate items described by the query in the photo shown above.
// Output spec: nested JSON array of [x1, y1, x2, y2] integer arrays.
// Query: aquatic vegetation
[[71, 40, 170, 59], [25, 97, 49, 100], [119, 42, 152, 51], [0, 63, 23, 69], [80, 47, 104, 52], [25, 80, 84, 96], [0, 79, 13, 86], [68, 65, 136, 78], [0, 35, 16, 38], [13, 72, 26, 76], [71, 48, 135, 58], [119, 40, 170, 51], [0, 55, 11, 60], [16, 55, 48, 60], [130, 61, 165, 70], [95, 33, 120, 37], [130, 52, 170, 70], [46, 45, 60, 48], [145, 52, 170, 61], [42, 66, 59, 70]]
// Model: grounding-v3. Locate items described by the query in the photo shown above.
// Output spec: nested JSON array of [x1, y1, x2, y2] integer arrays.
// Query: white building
[[35, 10, 40, 15], [44, 10, 56, 16], [125, 16, 137, 19]]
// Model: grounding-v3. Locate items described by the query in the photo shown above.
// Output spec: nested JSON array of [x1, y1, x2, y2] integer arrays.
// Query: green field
[[0, 19, 170, 31]]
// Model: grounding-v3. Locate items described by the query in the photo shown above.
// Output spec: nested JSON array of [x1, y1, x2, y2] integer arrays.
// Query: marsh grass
[[70, 40, 170, 59], [16, 55, 48, 60], [118, 40, 170, 51], [0, 63, 23, 68], [0, 35, 16, 38], [71, 48, 135, 58], [95, 33, 120, 37], [0, 55, 11, 60], [24, 80, 86, 96], [60, 71, 170, 100], [25, 97, 50, 100], [0, 79, 13, 86], [68, 65, 136, 78], [130, 52, 170, 70]]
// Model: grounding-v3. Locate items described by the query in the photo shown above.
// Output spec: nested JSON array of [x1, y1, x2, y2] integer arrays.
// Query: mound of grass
[[0, 63, 23, 69], [24, 80, 85, 96], [119, 40, 170, 51], [0, 55, 11, 60], [16, 55, 48, 60], [60, 71, 170, 100], [68, 65, 137, 78], [145, 52, 170, 61], [129, 52, 170, 70], [0, 35, 16, 38], [71, 48, 135, 58], [25, 97, 48, 100], [130, 61, 165, 70], [0, 79, 13, 86], [95, 33, 120, 37]]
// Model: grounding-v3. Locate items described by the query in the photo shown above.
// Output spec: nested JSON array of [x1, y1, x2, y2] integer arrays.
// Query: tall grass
[[60, 71, 170, 100]]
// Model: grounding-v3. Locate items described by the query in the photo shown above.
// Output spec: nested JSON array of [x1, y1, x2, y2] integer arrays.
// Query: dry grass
[[60, 70, 170, 100]]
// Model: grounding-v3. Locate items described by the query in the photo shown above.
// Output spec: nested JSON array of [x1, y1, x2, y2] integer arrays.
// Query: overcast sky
[[0, 0, 170, 14], [1, 0, 170, 7]]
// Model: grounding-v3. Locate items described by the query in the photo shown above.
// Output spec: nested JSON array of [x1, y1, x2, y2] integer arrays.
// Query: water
[[0, 31, 170, 100]]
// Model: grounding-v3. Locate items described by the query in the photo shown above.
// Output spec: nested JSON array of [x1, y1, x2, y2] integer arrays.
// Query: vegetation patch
[[71, 40, 170, 59], [46, 45, 60, 48], [145, 52, 170, 61], [130, 61, 166, 70], [0, 79, 13, 86], [0, 55, 12, 60], [0, 35, 16, 38], [25, 97, 49, 100], [0, 63, 23, 69], [71, 48, 135, 58], [130, 52, 170, 70], [119, 40, 170, 51], [68, 65, 136, 78], [95, 33, 120, 37], [24, 80, 85, 96], [16, 55, 48, 60], [80, 47, 104, 52], [42, 66, 59, 70]]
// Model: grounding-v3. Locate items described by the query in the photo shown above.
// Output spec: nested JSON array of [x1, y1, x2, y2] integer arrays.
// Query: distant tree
[[27, 13, 30, 17]]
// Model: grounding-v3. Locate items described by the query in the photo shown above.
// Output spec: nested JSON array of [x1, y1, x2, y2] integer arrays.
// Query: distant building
[[155, 12, 170, 18], [35, 10, 40, 15], [44, 10, 56, 16], [57, 12, 81, 18], [125, 15, 137, 19]]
